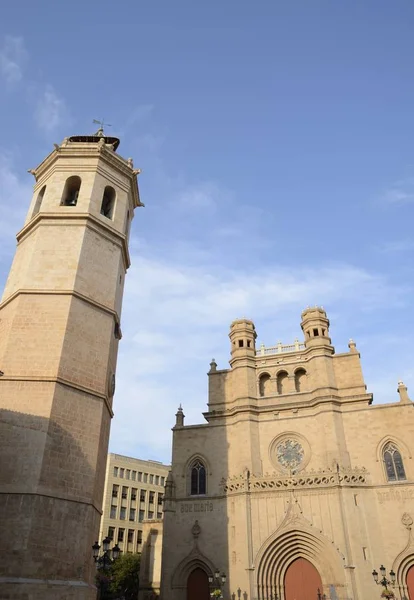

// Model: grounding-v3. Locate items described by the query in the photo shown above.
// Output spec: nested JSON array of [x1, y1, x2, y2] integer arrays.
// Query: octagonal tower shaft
[[0, 134, 142, 599]]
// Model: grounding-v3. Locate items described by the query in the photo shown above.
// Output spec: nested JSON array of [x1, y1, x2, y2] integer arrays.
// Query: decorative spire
[[175, 404, 185, 427], [348, 339, 357, 353], [397, 380, 411, 404], [209, 358, 217, 372]]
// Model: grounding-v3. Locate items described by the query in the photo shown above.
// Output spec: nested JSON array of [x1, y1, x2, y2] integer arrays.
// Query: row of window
[[110, 505, 162, 522], [187, 442, 408, 496], [108, 526, 142, 546], [259, 368, 307, 397], [32, 178, 125, 223], [112, 485, 164, 504], [113, 466, 165, 486]]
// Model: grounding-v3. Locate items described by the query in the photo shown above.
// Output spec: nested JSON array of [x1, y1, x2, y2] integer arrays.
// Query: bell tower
[[0, 130, 143, 599]]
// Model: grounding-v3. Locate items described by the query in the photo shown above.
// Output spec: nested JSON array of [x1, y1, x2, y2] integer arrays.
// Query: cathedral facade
[[160, 308, 414, 600]]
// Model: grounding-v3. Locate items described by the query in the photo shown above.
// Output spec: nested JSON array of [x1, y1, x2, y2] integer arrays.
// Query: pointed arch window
[[383, 442, 406, 481], [100, 185, 116, 219], [190, 460, 206, 496]]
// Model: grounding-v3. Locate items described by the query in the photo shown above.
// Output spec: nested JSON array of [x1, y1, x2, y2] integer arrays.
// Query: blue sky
[[1, 1, 413, 463]]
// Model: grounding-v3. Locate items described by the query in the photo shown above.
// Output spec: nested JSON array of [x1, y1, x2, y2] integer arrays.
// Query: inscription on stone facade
[[180, 502, 214, 513], [377, 489, 414, 504]]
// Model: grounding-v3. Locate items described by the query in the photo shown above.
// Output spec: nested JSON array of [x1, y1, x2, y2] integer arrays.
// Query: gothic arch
[[376, 435, 412, 462], [255, 526, 347, 600], [171, 552, 215, 591]]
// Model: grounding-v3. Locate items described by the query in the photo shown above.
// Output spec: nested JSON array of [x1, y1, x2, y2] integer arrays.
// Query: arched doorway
[[284, 557, 323, 600], [187, 567, 210, 600], [407, 565, 414, 600]]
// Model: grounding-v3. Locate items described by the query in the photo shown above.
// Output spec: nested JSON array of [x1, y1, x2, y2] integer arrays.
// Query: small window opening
[[247, 340, 251, 348], [363, 547, 368, 561], [190, 460, 206, 495], [354, 494, 358, 506], [62, 176, 81, 206], [114, 323, 121, 339], [307, 330, 310, 338], [322, 328, 326, 336], [294, 368, 306, 392], [100, 185, 116, 219], [259, 373, 271, 397], [383, 442, 406, 481], [277, 371, 288, 395], [238, 340, 244, 348], [313, 328, 319, 337], [33, 185, 46, 216]]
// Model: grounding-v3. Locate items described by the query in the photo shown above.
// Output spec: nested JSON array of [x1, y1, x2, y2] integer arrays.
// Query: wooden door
[[407, 565, 414, 600], [187, 567, 210, 600], [284, 557, 323, 600]]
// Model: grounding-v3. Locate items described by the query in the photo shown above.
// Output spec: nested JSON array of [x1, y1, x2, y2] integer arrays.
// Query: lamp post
[[208, 568, 227, 598], [372, 565, 396, 599], [92, 537, 121, 599]]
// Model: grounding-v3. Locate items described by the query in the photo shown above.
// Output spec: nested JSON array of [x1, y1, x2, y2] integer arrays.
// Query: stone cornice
[[0, 376, 114, 417], [15, 212, 132, 269], [0, 287, 121, 324]]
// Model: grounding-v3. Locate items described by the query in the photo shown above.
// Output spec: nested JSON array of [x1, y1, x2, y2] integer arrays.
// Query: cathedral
[[160, 309, 414, 600]]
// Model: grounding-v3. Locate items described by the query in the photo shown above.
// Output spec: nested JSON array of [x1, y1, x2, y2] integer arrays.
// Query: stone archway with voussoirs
[[255, 526, 348, 600], [171, 552, 216, 598]]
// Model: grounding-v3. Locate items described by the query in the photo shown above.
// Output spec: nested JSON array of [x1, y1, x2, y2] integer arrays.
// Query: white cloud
[[0, 35, 26, 86], [34, 85, 67, 133], [109, 250, 412, 461]]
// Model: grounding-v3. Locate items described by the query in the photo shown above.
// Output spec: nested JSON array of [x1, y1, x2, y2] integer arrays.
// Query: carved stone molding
[[221, 466, 368, 494]]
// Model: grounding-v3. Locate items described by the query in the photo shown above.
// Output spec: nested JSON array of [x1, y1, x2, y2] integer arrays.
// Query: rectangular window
[[149, 491, 155, 504], [155, 475, 159, 485], [129, 508, 136, 521], [118, 528, 125, 542], [161, 477, 165, 486], [137, 530, 143, 545], [110, 505, 117, 519], [138, 472, 142, 482], [128, 529, 134, 543], [143, 473, 148, 483], [113, 466, 118, 477], [149, 474, 154, 484], [126, 469, 130, 480], [148, 511, 154, 519], [112, 484, 118, 498], [158, 494, 163, 506], [157, 512, 162, 519], [120, 507, 126, 520], [139, 510, 145, 522], [108, 526, 115, 540], [140, 490, 146, 502], [119, 468, 124, 478], [131, 470, 136, 481], [131, 488, 137, 501], [122, 486, 128, 499]]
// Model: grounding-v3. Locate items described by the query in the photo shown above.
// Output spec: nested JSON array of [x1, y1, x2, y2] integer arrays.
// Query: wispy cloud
[[379, 239, 414, 253], [34, 84, 68, 133], [110, 249, 412, 460], [381, 178, 414, 205], [175, 181, 225, 211], [0, 35, 26, 86]]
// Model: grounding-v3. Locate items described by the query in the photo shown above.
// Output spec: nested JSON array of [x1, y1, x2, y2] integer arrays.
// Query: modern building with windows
[[160, 308, 414, 600], [99, 454, 170, 555]]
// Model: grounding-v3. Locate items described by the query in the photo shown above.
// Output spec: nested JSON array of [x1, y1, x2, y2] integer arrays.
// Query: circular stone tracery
[[276, 439, 304, 470]]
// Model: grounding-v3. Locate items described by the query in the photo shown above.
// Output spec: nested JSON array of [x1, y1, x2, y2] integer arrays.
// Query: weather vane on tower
[[93, 118, 112, 137]]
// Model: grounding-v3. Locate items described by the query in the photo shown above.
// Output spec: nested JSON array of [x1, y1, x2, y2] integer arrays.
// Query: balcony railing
[[256, 339, 305, 356]]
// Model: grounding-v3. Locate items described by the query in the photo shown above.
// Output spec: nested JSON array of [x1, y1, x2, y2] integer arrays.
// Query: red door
[[284, 558, 323, 600], [187, 567, 210, 600], [407, 565, 414, 600]]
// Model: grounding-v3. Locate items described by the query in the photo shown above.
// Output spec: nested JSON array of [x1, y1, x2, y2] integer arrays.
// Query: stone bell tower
[[0, 130, 143, 599]]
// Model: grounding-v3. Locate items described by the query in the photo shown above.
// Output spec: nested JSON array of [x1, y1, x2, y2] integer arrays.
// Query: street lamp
[[92, 537, 121, 599], [208, 569, 226, 598], [372, 565, 396, 599]]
